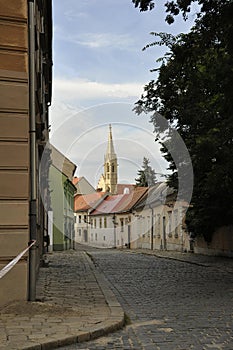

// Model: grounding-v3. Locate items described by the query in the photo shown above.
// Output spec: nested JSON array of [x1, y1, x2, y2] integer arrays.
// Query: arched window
[[111, 163, 114, 172]]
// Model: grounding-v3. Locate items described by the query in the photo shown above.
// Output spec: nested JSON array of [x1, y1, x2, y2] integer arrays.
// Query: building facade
[[74, 183, 190, 252], [0, 0, 52, 306], [131, 183, 190, 252], [74, 192, 107, 246], [75, 188, 148, 249], [49, 145, 77, 251]]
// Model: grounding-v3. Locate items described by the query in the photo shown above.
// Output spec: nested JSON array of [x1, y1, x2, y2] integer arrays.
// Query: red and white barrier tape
[[0, 240, 36, 279]]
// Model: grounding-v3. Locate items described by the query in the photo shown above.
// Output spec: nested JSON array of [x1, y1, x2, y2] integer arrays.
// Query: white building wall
[[131, 201, 190, 252], [74, 201, 190, 252], [74, 212, 90, 246], [88, 215, 115, 248]]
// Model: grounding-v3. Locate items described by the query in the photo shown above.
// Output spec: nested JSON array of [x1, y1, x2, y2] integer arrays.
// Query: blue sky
[[50, 0, 197, 187]]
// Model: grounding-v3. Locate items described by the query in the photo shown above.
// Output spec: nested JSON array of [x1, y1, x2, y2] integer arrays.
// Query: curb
[[84, 252, 125, 329], [129, 249, 211, 267]]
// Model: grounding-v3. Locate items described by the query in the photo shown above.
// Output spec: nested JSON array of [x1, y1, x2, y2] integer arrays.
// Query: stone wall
[[195, 226, 233, 257]]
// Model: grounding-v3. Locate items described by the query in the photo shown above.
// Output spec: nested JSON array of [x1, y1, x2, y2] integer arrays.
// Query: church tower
[[97, 125, 118, 194]]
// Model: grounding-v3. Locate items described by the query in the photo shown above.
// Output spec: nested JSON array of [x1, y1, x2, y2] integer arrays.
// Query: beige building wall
[[131, 201, 190, 252], [0, 0, 52, 307], [0, 0, 29, 306]]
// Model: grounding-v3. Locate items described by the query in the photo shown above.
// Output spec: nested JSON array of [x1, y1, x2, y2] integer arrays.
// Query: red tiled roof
[[91, 195, 124, 215], [90, 187, 148, 216], [116, 184, 135, 194], [72, 177, 82, 185], [74, 192, 105, 212], [114, 187, 148, 213]]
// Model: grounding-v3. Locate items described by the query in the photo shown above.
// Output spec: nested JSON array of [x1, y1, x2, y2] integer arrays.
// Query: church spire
[[97, 125, 118, 194], [105, 124, 117, 161], [103, 124, 118, 194]]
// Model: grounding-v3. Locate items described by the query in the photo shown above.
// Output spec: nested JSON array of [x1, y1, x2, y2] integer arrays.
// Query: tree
[[131, 0, 232, 24], [135, 157, 157, 187], [131, 1, 233, 241]]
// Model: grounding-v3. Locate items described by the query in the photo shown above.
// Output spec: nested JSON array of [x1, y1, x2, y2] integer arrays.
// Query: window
[[111, 163, 114, 172], [91, 219, 93, 228], [103, 236, 106, 241], [120, 218, 124, 232], [107, 164, 110, 172], [84, 215, 87, 223], [79, 215, 81, 224], [95, 233, 97, 241], [94, 218, 96, 228], [104, 217, 107, 228], [99, 218, 102, 228], [79, 229, 82, 236]]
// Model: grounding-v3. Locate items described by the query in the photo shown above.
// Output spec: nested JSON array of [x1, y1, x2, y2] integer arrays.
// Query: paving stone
[[0, 249, 124, 349], [60, 247, 233, 350]]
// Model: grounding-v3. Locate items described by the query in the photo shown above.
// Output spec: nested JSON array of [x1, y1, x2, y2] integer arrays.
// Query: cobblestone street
[[61, 248, 233, 350]]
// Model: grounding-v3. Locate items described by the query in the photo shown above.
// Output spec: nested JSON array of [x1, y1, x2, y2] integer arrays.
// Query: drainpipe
[[113, 214, 116, 248], [149, 205, 154, 250], [28, 0, 37, 301], [162, 216, 166, 250]]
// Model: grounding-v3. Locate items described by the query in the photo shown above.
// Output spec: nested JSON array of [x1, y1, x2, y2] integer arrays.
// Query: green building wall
[[49, 165, 76, 251]]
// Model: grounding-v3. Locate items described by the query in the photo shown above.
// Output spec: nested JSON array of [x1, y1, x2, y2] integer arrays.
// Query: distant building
[[0, 0, 53, 306], [75, 187, 148, 248], [131, 183, 190, 252], [50, 145, 77, 251], [74, 192, 107, 245], [73, 176, 96, 195]]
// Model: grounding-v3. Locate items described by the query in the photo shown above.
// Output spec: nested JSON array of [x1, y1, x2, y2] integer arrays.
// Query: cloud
[[72, 32, 136, 49], [53, 77, 144, 102], [55, 31, 137, 51]]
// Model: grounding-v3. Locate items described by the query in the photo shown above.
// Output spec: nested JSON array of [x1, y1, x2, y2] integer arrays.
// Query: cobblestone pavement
[[0, 250, 124, 350], [61, 248, 233, 350]]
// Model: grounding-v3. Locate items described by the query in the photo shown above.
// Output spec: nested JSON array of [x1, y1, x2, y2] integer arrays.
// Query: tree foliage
[[131, 0, 231, 24], [132, 1, 233, 241], [135, 157, 157, 187]]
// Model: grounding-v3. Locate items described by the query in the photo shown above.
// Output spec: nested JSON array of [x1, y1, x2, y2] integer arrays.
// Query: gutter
[[28, 0, 37, 301]]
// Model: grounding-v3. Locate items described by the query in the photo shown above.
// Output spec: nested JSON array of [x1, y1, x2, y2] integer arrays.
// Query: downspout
[[149, 205, 154, 250], [28, 0, 37, 301], [113, 213, 116, 248]]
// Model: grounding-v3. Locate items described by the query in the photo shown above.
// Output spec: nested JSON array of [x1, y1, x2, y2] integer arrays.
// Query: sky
[[50, 0, 197, 188]]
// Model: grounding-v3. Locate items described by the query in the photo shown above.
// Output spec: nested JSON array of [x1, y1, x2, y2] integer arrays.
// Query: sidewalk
[[129, 248, 233, 273], [0, 250, 125, 350]]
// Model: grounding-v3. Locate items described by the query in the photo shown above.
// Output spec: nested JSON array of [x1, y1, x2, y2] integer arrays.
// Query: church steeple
[[97, 125, 118, 194], [103, 125, 118, 194], [105, 124, 116, 162]]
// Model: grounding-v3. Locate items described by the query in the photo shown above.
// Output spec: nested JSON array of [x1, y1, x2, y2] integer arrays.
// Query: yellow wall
[[0, 0, 29, 306]]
